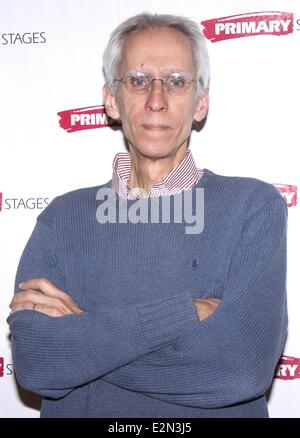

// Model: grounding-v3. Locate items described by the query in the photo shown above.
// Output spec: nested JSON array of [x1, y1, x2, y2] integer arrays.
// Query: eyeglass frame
[[113, 70, 203, 95]]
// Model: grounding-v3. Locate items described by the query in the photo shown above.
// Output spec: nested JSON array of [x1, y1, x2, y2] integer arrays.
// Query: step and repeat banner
[[0, 0, 299, 417]]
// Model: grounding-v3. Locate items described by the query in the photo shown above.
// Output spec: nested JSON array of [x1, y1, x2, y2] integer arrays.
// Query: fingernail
[[18, 282, 24, 288], [72, 307, 82, 314]]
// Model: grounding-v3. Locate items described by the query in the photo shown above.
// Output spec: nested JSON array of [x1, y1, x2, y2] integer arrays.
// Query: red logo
[[0, 357, 4, 377], [201, 11, 294, 43], [275, 355, 300, 380], [57, 105, 116, 133], [274, 184, 297, 207], [0, 192, 2, 212]]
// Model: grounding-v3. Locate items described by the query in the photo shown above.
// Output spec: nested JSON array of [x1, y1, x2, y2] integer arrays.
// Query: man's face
[[104, 27, 209, 160]]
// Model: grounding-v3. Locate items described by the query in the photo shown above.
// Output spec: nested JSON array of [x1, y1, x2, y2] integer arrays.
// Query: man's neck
[[128, 145, 188, 194]]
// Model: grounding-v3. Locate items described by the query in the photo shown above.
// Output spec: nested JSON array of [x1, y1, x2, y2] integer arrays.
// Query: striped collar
[[112, 149, 203, 199]]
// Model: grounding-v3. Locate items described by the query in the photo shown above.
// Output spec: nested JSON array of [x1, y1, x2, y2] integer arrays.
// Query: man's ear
[[103, 85, 120, 120], [193, 89, 209, 123]]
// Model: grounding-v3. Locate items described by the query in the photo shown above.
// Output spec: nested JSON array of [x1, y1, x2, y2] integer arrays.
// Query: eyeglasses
[[114, 71, 202, 96]]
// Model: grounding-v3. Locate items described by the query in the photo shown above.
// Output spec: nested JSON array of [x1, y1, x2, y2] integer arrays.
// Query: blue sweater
[[7, 169, 288, 418]]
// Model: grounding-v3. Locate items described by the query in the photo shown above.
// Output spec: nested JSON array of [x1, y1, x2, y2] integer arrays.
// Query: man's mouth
[[142, 124, 170, 131]]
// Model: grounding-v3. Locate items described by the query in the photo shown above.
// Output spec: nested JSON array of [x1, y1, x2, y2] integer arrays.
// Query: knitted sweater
[[7, 169, 288, 418]]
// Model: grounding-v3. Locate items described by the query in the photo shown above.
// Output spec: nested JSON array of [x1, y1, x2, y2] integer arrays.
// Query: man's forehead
[[122, 26, 191, 48], [124, 68, 191, 76], [119, 27, 194, 72]]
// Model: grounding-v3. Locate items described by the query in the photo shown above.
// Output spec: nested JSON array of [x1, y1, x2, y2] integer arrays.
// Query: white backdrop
[[0, 0, 299, 418]]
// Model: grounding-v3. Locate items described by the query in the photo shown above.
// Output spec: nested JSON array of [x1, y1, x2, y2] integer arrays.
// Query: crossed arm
[[7, 215, 219, 399], [7, 192, 288, 407], [10, 279, 220, 321]]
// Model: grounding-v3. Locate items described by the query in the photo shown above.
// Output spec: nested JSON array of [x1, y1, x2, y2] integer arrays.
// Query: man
[[8, 13, 287, 418]]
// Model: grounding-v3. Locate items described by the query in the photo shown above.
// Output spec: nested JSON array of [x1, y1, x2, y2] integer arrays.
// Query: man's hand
[[9, 278, 83, 317], [193, 298, 221, 321]]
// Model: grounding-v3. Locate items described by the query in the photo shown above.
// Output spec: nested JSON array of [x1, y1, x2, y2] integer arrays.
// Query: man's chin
[[136, 147, 177, 160]]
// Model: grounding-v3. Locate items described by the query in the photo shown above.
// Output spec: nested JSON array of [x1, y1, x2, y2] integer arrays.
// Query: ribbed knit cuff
[[135, 295, 199, 350]]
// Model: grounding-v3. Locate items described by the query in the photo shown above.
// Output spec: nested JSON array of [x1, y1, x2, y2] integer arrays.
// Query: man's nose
[[145, 79, 168, 112]]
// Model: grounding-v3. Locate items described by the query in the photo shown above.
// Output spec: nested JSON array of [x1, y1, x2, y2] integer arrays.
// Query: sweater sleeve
[[102, 194, 288, 408], [7, 210, 199, 399]]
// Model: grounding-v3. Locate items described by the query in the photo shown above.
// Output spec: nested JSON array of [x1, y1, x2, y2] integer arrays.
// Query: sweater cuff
[[136, 295, 199, 350]]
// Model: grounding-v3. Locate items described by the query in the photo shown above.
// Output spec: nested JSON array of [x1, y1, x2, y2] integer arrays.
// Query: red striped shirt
[[112, 149, 203, 199]]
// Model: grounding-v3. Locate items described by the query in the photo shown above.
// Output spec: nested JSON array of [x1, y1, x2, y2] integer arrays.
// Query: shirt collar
[[112, 149, 202, 199]]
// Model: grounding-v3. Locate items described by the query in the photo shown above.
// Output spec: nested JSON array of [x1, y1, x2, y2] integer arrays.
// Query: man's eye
[[130, 77, 148, 88], [168, 77, 186, 88]]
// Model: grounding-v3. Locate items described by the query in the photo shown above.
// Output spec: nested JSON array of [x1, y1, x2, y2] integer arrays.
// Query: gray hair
[[102, 12, 210, 96]]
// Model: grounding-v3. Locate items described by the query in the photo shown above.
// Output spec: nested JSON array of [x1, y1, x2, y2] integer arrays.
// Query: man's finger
[[12, 290, 41, 305], [29, 303, 67, 317], [10, 290, 79, 315], [19, 278, 81, 312], [19, 278, 63, 295]]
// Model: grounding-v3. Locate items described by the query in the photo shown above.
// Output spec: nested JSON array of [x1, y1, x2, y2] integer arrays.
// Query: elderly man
[[8, 13, 287, 418]]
